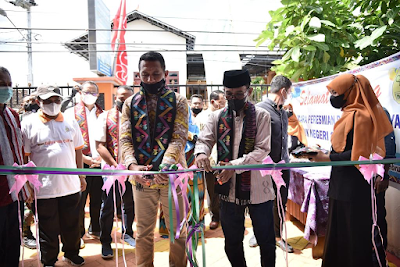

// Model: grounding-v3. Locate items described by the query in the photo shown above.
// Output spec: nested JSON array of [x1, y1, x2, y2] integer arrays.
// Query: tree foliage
[[255, 0, 400, 81]]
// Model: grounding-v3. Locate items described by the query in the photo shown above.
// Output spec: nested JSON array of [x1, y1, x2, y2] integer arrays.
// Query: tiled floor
[[21, 210, 398, 267]]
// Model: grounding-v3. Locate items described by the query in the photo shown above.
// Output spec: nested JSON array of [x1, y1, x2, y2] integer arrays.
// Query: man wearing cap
[[22, 85, 86, 266], [195, 69, 276, 266]]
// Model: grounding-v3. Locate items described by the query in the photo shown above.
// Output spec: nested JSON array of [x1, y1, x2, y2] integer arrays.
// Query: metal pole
[[27, 6, 33, 85]]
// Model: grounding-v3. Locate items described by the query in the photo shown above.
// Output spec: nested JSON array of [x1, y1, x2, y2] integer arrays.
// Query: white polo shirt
[[22, 111, 84, 199], [64, 104, 100, 158]]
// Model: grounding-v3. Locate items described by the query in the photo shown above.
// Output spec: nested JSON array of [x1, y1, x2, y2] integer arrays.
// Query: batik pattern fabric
[[120, 87, 189, 189], [216, 102, 257, 205], [130, 87, 176, 170], [74, 102, 103, 155], [106, 107, 119, 162]]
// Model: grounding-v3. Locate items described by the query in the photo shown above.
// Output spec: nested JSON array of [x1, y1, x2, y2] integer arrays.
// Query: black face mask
[[287, 111, 294, 118], [228, 98, 246, 112], [141, 79, 165, 95], [25, 103, 40, 112], [116, 100, 124, 111], [330, 94, 346, 109], [192, 108, 202, 115]]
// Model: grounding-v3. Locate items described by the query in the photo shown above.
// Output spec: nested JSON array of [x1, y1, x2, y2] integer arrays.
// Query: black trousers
[[220, 200, 276, 267], [0, 201, 20, 267], [79, 165, 103, 237], [205, 172, 220, 222], [100, 180, 135, 245], [37, 192, 81, 266], [272, 169, 290, 238]]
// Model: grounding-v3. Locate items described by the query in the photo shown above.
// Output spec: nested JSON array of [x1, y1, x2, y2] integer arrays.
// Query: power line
[[0, 49, 279, 53], [2, 40, 272, 48], [0, 27, 262, 34], [1, 9, 268, 24]]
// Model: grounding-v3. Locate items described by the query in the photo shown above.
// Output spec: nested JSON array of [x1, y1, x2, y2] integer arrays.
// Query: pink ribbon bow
[[102, 164, 127, 196], [260, 156, 286, 190], [9, 161, 41, 194], [358, 154, 385, 184]]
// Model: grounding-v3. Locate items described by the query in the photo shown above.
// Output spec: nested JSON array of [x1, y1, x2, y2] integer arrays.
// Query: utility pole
[[9, 0, 37, 85]]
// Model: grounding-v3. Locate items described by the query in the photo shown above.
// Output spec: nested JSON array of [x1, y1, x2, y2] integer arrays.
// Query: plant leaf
[[320, 20, 335, 27], [291, 46, 301, 62], [307, 34, 326, 42], [309, 17, 321, 29], [323, 51, 330, 63], [303, 45, 317, 51], [370, 25, 387, 40]]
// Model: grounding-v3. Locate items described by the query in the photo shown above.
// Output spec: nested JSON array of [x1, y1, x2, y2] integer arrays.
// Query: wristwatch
[[78, 175, 86, 179]]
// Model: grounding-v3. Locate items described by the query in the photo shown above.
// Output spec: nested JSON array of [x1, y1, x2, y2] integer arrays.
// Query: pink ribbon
[[260, 156, 289, 266], [260, 156, 286, 190], [9, 162, 42, 195], [102, 164, 127, 195], [358, 154, 385, 184], [358, 153, 388, 267], [9, 161, 42, 267]]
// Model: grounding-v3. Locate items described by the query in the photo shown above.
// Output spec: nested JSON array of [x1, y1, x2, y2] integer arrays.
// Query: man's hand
[[216, 161, 234, 185], [154, 165, 169, 185], [79, 175, 87, 192], [129, 164, 153, 186], [196, 153, 212, 172], [375, 175, 389, 194], [90, 156, 101, 168]]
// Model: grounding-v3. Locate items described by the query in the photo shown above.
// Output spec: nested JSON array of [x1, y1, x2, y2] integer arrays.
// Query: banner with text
[[290, 52, 400, 182]]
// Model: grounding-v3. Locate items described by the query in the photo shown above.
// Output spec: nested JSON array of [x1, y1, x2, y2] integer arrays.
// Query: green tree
[[350, 0, 400, 64], [255, 0, 360, 81]]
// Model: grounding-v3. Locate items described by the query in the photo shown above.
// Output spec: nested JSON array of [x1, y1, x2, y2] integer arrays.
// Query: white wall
[[123, 20, 188, 97]]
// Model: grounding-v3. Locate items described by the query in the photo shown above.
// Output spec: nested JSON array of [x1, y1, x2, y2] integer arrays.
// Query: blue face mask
[[0, 87, 13, 104]]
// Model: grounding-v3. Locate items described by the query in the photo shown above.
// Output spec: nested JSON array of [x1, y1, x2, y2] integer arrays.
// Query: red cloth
[[0, 107, 21, 207], [111, 0, 128, 84]]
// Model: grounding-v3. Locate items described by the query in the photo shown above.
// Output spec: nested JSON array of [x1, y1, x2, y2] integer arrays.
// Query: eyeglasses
[[224, 91, 247, 100], [82, 91, 98, 97]]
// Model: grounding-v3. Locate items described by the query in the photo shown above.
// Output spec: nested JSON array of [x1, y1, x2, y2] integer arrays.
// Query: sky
[[0, 0, 282, 87]]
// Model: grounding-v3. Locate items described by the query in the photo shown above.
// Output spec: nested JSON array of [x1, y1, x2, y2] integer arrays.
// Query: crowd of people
[[0, 50, 396, 267]]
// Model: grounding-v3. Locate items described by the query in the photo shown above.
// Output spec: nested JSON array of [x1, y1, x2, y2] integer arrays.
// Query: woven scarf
[[106, 107, 119, 162], [216, 101, 256, 205], [74, 102, 103, 155], [0, 107, 25, 201], [130, 87, 176, 171]]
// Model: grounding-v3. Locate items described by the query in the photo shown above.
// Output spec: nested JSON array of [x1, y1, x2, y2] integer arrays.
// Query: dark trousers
[[376, 191, 387, 249], [273, 169, 290, 238], [205, 172, 220, 222], [79, 166, 103, 237], [0, 201, 20, 267], [220, 200, 276, 267], [100, 179, 135, 245], [37, 193, 81, 266]]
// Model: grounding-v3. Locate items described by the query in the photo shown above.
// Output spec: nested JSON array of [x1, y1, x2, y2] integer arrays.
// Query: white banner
[[290, 52, 400, 181]]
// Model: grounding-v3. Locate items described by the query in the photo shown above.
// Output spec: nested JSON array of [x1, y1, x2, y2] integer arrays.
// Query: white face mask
[[282, 89, 292, 106], [82, 94, 97, 105], [40, 102, 61, 116]]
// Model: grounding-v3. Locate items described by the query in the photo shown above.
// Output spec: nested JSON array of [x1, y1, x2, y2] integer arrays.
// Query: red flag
[[111, 0, 128, 84]]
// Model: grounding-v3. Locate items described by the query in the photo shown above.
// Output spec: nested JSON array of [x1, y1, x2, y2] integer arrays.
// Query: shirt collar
[[38, 109, 64, 123]]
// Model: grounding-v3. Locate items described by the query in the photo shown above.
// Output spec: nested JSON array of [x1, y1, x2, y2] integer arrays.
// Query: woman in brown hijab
[[284, 104, 308, 153], [308, 73, 393, 267]]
